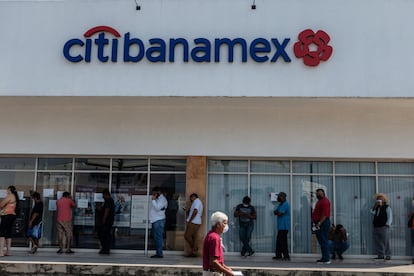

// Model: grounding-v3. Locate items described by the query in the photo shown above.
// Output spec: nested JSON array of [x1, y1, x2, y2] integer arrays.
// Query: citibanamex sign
[[63, 26, 333, 67]]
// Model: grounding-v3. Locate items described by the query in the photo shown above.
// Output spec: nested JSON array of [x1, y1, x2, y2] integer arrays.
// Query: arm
[[103, 207, 110, 225], [187, 208, 198, 223], [210, 257, 234, 276], [0, 194, 12, 208], [386, 207, 393, 226]]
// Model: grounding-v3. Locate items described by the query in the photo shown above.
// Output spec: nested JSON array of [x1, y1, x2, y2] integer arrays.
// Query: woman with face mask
[[202, 211, 234, 276]]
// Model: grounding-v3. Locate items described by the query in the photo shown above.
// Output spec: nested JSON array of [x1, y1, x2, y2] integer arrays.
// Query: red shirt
[[312, 196, 331, 223], [202, 230, 224, 270], [56, 197, 75, 222]]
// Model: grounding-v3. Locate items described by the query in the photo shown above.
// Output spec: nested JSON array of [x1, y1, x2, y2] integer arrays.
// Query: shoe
[[56, 249, 63, 254], [247, 251, 255, 256], [412, 258, 414, 264], [65, 250, 75, 254], [30, 246, 38, 254], [273, 256, 283, 260], [240, 251, 246, 257], [331, 253, 336, 260], [316, 259, 323, 263], [385, 256, 391, 260], [374, 257, 384, 260], [99, 250, 110, 255], [317, 260, 331, 264], [150, 255, 163, 258], [338, 254, 343, 260], [282, 257, 291, 261]]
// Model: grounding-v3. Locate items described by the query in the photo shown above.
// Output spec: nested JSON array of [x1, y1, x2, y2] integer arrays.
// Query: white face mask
[[222, 224, 229, 233]]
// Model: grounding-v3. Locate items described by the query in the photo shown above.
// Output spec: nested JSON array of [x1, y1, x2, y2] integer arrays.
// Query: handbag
[[27, 222, 43, 239]]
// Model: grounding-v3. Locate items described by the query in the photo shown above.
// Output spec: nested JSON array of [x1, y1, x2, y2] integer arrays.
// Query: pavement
[[0, 249, 413, 275]]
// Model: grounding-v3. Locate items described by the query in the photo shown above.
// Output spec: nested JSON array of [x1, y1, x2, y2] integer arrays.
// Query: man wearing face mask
[[234, 196, 256, 257], [203, 211, 234, 276], [371, 193, 392, 260], [311, 188, 331, 264], [273, 192, 290, 261], [184, 193, 203, 257]]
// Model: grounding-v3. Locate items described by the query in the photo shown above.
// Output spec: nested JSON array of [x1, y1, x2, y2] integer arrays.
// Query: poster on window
[[74, 189, 95, 226], [131, 195, 150, 228], [113, 193, 131, 227]]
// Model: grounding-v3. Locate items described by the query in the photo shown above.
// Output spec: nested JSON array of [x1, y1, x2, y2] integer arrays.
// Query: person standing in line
[[234, 196, 256, 257], [273, 192, 290, 261], [311, 188, 331, 264], [28, 191, 43, 254], [328, 224, 349, 260], [56, 191, 76, 254], [96, 189, 115, 255], [149, 186, 168, 258], [0, 186, 19, 256], [408, 201, 414, 264], [371, 193, 392, 260], [202, 211, 234, 276], [184, 193, 203, 257]]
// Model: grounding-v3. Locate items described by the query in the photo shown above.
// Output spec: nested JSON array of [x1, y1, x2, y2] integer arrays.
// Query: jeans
[[239, 222, 254, 255], [152, 219, 165, 256], [98, 225, 113, 253], [315, 219, 330, 261], [328, 240, 349, 256]]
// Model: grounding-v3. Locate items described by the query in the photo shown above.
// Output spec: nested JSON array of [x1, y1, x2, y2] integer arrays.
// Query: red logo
[[293, 29, 333, 67]]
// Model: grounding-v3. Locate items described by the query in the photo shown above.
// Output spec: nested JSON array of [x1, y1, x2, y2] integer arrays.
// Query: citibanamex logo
[[293, 29, 333, 67]]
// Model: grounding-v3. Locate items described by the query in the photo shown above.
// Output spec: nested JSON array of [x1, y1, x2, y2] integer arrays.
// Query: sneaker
[[247, 251, 255, 256], [317, 260, 331, 264], [331, 253, 336, 260], [338, 254, 343, 260]]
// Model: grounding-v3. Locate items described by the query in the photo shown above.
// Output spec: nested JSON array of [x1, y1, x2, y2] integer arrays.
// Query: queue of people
[[2, 185, 414, 267]]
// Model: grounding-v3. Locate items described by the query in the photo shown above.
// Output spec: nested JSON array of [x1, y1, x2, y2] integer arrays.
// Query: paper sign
[[94, 193, 104, 202], [18, 191, 24, 200], [270, 192, 279, 202], [77, 198, 89, 209], [43, 188, 54, 198], [0, 190, 7, 198], [49, 199, 56, 211], [57, 191, 64, 199]]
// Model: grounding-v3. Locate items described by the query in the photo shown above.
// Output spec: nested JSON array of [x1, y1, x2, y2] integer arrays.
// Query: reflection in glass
[[0, 157, 35, 170], [150, 159, 186, 171], [112, 159, 148, 171], [75, 158, 110, 171], [38, 158, 73, 171]]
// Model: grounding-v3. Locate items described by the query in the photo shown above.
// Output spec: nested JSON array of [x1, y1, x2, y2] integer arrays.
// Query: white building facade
[[1, 0, 414, 257]]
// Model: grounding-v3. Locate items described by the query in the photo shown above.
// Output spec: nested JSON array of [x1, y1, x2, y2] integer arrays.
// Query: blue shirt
[[275, 201, 290, 230]]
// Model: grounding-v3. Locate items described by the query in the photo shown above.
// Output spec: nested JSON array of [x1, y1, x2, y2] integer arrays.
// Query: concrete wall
[[0, 97, 412, 159]]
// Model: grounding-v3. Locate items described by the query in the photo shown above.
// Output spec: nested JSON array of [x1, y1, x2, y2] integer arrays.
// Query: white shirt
[[187, 197, 203, 225], [149, 194, 168, 223]]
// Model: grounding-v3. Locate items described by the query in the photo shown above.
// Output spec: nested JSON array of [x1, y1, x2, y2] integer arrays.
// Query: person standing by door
[[97, 189, 115, 255], [371, 193, 392, 260], [149, 187, 168, 258], [56, 191, 76, 254], [0, 186, 19, 257], [184, 193, 203, 257], [234, 196, 256, 257], [273, 192, 290, 261], [311, 188, 331, 264], [28, 191, 43, 254]]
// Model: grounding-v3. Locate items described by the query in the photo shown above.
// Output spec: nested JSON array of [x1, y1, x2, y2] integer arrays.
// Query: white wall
[[0, 97, 413, 159], [0, 0, 413, 97]]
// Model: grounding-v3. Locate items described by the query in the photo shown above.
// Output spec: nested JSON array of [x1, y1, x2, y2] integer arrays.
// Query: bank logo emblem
[[293, 29, 333, 67]]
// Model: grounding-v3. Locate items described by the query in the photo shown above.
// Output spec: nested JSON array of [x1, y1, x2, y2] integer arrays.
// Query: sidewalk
[[0, 249, 413, 275]]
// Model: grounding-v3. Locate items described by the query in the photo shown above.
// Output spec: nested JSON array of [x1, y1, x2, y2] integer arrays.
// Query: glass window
[[38, 158, 73, 171], [207, 174, 248, 252], [74, 158, 110, 171], [250, 175, 290, 253], [111, 173, 147, 250], [292, 161, 332, 174], [149, 173, 186, 251], [73, 172, 110, 249], [291, 175, 333, 254], [250, 160, 290, 173], [0, 157, 35, 170], [36, 172, 72, 247], [150, 159, 186, 171], [378, 176, 414, 256], [335, 162, 375, 175], [378, 162, 414, 175], [208, 160, 248, 173], [335, 176, 376, 255], [112, 159, 148, 171]]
